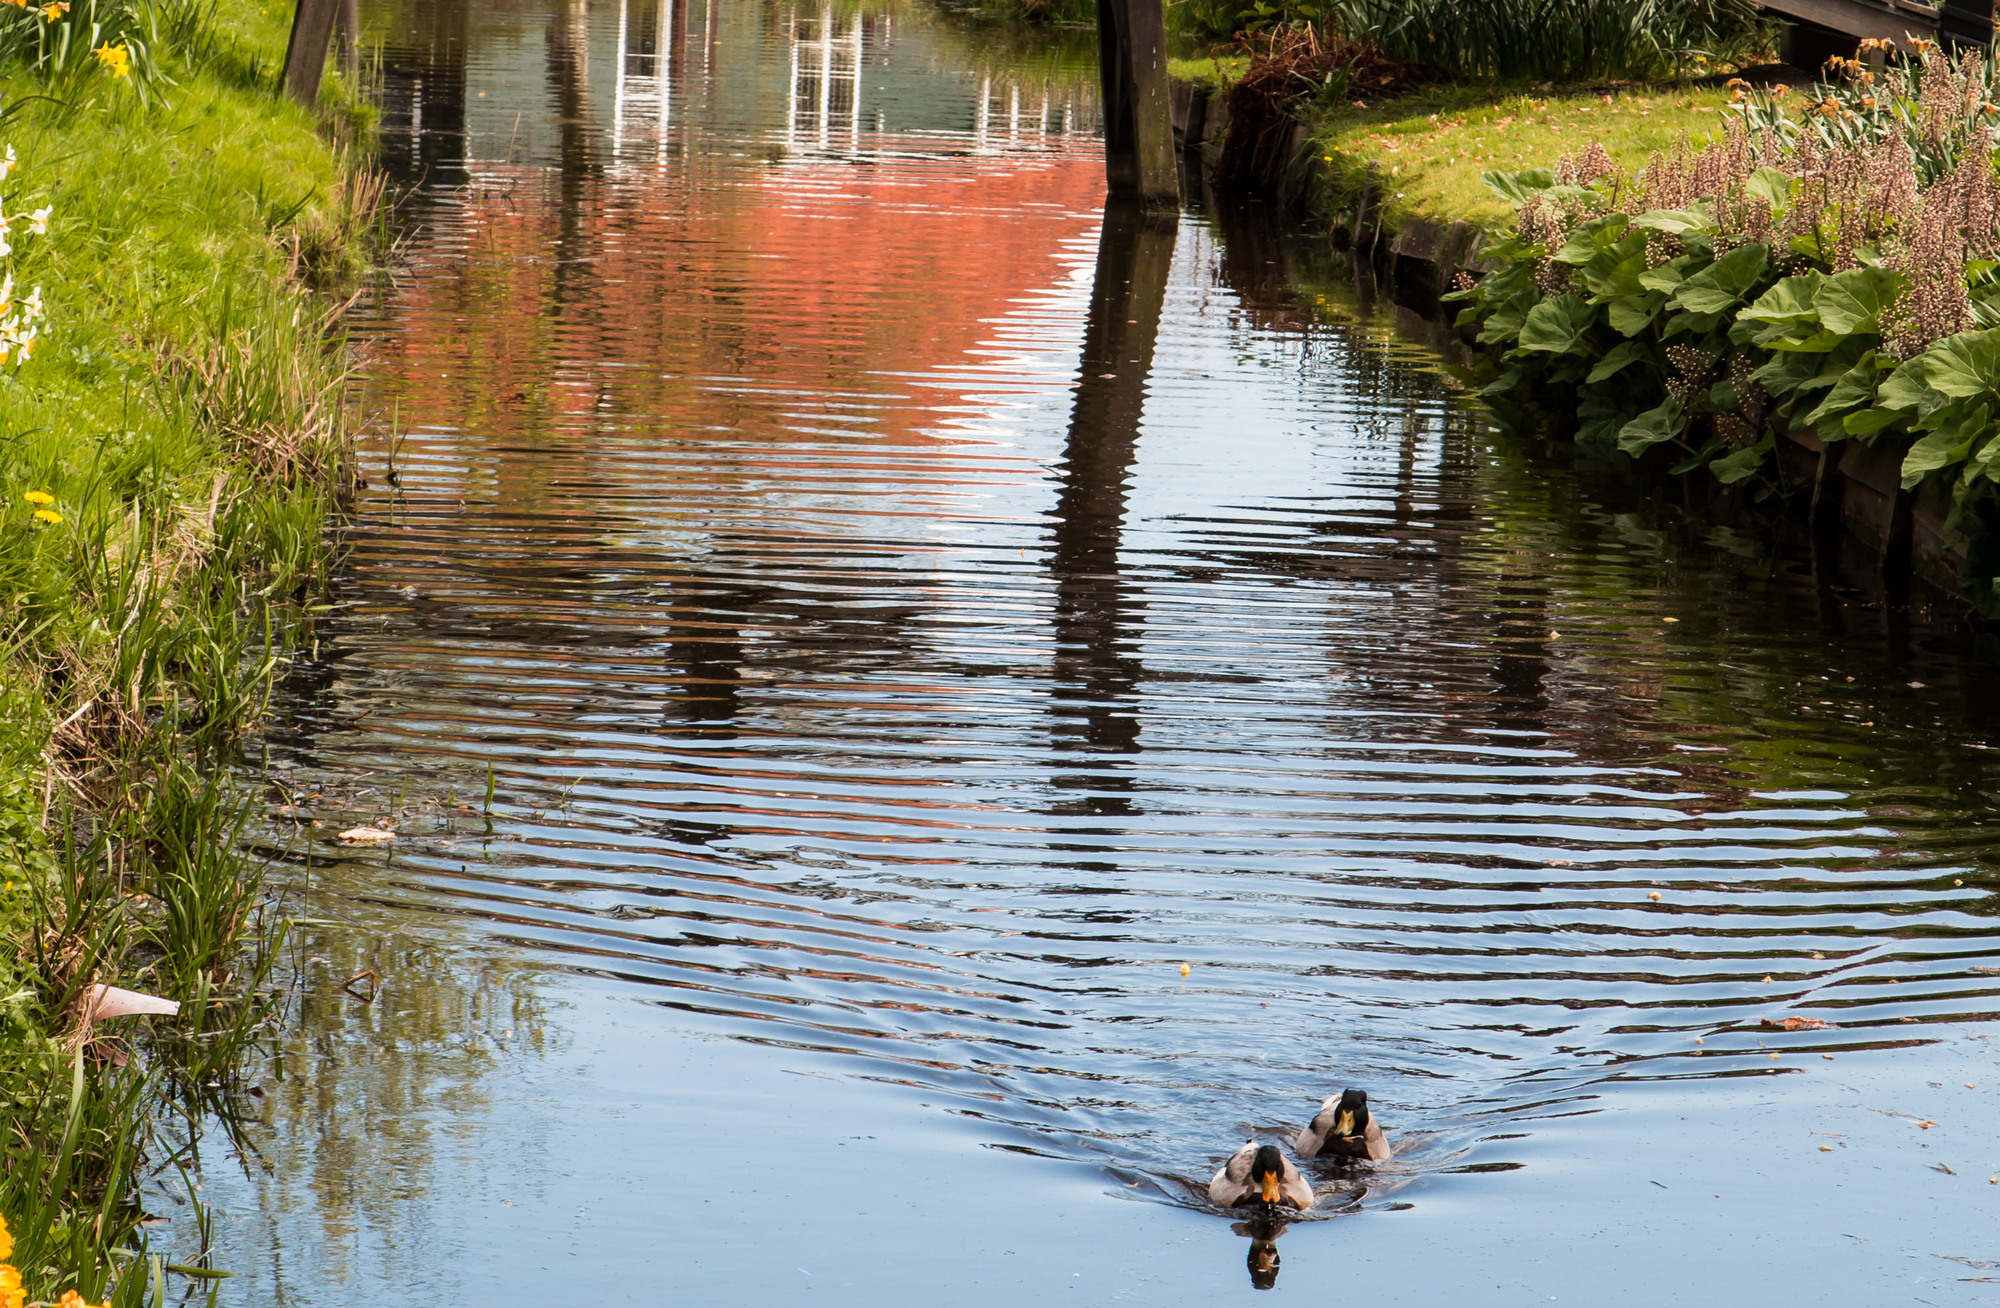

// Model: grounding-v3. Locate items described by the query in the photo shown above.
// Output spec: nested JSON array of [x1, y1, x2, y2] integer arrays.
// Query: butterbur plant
[[1450, 44, 2000, 612]]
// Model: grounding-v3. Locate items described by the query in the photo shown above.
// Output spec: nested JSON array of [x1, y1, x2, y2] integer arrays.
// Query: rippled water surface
[[186, 0, 2000, 1300]]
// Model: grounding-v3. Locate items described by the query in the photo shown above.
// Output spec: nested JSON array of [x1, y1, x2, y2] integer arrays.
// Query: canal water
[[185, 0, 2000, 1301]]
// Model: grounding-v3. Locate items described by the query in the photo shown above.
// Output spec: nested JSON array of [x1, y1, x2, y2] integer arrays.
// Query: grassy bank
[[0, 9, 368, 1305], [1299, 83, 1738, 234]]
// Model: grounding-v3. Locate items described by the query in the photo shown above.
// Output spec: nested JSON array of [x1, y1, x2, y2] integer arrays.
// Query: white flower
[[4, 146, 19, 180], [24, 286, 41, 318], [28, 207, 48, 235]]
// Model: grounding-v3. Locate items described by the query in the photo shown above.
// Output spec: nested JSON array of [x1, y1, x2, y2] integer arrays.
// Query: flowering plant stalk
[[0, 0, 162, 95]]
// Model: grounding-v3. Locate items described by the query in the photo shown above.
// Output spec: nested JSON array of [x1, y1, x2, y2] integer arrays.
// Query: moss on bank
[[0, 10, 367, 1305]]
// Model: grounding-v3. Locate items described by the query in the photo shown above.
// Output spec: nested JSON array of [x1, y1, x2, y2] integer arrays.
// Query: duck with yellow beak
[[1295, 1088, 1391, 1162], [1208, 1142, 1315, 1210]]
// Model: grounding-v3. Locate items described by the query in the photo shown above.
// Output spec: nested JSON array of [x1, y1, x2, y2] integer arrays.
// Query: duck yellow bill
[[1260, 1171, 1280, 1203], [1334, 1110, 1355, 1136]]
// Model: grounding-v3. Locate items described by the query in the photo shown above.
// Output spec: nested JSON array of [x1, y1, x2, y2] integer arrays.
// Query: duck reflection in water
[[1232, 1217, 1287, 1291]]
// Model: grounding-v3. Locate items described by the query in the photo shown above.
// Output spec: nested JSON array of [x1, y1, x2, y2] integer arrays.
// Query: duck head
[[1248, 1143, 1286, 1204], [1331, 1088, 1370, 1138]]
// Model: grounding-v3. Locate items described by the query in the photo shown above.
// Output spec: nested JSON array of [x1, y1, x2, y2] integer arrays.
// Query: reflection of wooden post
[[282, 0, 340, 104], [333, 0, 361, 84], [1095, 0, 1177, 211], [1046, 202, 1177, 787]]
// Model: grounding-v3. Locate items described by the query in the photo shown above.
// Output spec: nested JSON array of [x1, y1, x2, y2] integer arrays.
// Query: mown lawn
[[1305, 82, 1742, 230]]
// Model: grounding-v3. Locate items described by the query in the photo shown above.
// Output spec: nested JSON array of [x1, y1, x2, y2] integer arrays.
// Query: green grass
[[1299, 82, 1740, 232], [0, 5, 367, 1303]]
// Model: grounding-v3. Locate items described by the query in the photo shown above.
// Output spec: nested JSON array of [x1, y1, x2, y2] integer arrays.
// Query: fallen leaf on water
[[1932, 1163, 1955, 1174], [1919, 1120, 1937, 1129], [1762, 975, 1774, 984], [1823, 1054, 1835, 1060], [1764, 1016, 1831, 1031], [1179, 963, 1190, 978], [1819, 1145, 1832, 1152], [337, 826, 396, 844], [1647, 891, 1661, 901]]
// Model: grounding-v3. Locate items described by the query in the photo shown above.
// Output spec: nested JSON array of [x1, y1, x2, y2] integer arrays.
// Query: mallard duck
[[1208, 1142, 1315, 1210], [1295, 1088, 1391, 1161]]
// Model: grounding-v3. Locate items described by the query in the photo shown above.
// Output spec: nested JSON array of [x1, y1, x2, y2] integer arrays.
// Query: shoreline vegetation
[[1165, 8, 2000, 609], [0, 2, 372, 1302]]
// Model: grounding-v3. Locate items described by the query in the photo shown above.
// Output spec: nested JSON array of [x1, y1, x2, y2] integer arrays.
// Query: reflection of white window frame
[[613, 0, 674, 161], [787, 6, 862, 148]]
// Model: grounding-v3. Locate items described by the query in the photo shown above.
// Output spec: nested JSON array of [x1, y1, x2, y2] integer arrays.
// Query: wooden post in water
[[1095, 0, 1178, 210], [281, 0, 340, 105]]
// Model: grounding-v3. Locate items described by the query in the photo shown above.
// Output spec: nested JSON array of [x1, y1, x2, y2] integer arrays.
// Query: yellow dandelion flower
[[23, 489, 50, 504], [32, 508, 60, 524]]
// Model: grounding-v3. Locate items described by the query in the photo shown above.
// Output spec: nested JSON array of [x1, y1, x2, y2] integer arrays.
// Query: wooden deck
[[1757, 0, 1941, 44]]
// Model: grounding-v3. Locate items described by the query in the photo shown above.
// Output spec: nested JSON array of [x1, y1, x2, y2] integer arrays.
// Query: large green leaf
[[1842, 406, 1903, 436], [1577, 389, 1639, 451], [1630, 208, 1711, 234], [1553, 214, 1630, 266], [1673, 243, 1770, 315], [1743, 167, 1796, 212], [1711, 434, 1775, 484], [1608, 291, 1666, 337], [1752, 349, 1828, 399], [1638, 256, 1698, 294], [1917, 328, 2000, 400], [1900, 408, 1988, 488], [1802, 349, 1880, 426], [1586, 340, 1648, 383], [1813, 266, 1900, 336], [1478, 289, 1536, 345], [1516, 294, 1598, 354], [1481, 168, 1556, 204], [1617, 398, 1685, 455], [1578, 236, 1649, 301], [1739, 272, 1823, 325]]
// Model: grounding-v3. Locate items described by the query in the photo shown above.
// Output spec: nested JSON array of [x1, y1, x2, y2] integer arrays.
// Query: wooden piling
[[281, 0, 340, 106], [1095, 0, 1178, 211]]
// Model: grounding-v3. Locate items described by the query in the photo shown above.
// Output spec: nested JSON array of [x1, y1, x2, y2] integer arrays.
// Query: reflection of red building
[[360, 145, 1106, 509]]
